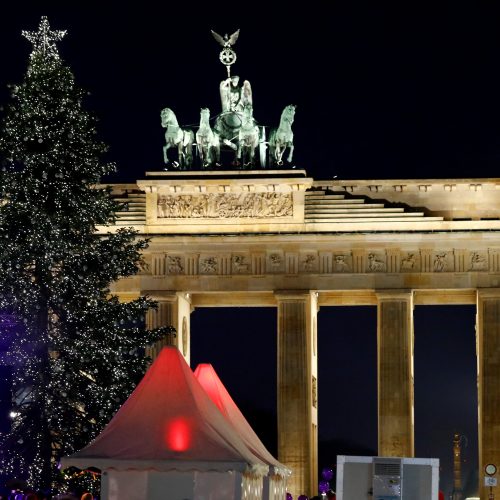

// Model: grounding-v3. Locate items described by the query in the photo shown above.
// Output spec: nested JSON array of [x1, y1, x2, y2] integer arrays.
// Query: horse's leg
[[185, 145, 193, 170], [276, 144, 284, 166], [235, 143, 242, 168], [198, 142, 204, 167], [246, 148, 254, 169], [214, 141, 221, 167], [196, 140, 203, 166], [287, 144, 294, 163], [163, 144, 168, 164], [205, 145, 212, 168], [174, 142, 181, 169]]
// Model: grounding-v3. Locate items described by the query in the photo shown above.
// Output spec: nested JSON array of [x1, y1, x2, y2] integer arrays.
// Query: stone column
[[275, 291, 318, 498], [376, 291, 414, 457], [477, 289, 500, 500], [145, 292, 192, 364]]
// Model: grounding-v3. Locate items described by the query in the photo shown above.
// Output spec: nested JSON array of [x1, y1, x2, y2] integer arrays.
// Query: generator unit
[[336, 455, 439, 500], [372, 457, 402, 499]]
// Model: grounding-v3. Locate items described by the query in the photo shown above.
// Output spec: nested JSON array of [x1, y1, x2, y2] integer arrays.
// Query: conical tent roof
[[62, 347, 268, 474], [194, 363, 291, 476]]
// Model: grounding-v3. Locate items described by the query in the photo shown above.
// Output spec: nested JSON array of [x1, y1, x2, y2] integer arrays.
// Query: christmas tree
[[0, 17, 170, 492]]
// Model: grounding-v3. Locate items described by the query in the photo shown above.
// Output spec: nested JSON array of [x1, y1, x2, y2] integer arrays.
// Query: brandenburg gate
[[105, 170, 500, 498]]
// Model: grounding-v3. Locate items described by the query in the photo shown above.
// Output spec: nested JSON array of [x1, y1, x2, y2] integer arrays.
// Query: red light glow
[[165, 417, 192, 452], [193, 364, 225, 413]]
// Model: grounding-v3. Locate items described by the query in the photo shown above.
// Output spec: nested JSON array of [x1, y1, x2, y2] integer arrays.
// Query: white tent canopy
[[62, 347, 269, 500], [194, 363, 290, 477], [194, 363, 290, 500]]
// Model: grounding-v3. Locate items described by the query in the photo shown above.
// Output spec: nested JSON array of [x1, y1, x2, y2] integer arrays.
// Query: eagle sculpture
[[211, 29, 240, 48]]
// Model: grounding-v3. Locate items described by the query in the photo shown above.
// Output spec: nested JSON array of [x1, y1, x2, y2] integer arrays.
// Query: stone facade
[[103, 170, 500, 499]]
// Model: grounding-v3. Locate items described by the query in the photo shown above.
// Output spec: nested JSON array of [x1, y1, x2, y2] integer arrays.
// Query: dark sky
[[0, 1, 496, 496], [2, 2, 500, 181]]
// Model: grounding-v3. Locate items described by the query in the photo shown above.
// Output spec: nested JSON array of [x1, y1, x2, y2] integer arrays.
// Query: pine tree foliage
[[0, 18, 170, 491]]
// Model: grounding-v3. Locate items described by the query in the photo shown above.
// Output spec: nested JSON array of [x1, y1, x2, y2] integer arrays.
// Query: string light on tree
[[0, 16, 172, 494]]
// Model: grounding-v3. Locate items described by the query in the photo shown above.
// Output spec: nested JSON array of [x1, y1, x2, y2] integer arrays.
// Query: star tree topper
[[22, 16, 66, 60]]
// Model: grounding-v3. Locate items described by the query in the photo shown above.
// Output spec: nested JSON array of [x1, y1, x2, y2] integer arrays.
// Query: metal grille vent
[[374, 462, 401, 476]]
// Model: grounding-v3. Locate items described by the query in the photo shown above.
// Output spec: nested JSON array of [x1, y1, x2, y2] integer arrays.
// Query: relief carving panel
[[300, 253, 318, 273], [469, 252, 488, 271], [433, 252, 451, 272], [267, 252, 285, 273], [166, 255, 184, 275], [400, 252, 420, 272], [367, 253, 386, 272], [333, 254, 352, 273], [157, 193, 293, 219], [232, 255, 250, 274], [200, 256, 218, 274]]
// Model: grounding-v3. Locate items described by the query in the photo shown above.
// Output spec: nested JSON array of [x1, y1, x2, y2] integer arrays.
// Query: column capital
[[477, 288, 500, 299], [274, 290, 318, 301], [141, 291, 192, 303], [375, 289, 413, 302]]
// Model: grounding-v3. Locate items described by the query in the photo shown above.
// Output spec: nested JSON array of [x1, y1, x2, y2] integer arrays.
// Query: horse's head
[[160, 108, 173, 127], [242, 104, 254, 125], [200, 108, 210, 121], [282, 104, 296, 123]]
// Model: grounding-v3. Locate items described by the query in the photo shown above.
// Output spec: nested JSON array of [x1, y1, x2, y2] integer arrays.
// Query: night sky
[[1, 1, 498, 496]]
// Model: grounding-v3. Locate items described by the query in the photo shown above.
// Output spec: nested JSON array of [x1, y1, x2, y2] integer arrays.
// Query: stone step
[[116, 201, 146, 208], [306, 211, 427, 219], [306, 198, 363, 205], [116, 212, 146, 217], [114, 196, 145, 201], [306, 203, 386, 209], [114, 221, 145, 225], [306, 216, 444, 223], [305, 194, 346, 200], [306, 207, 405, 214]]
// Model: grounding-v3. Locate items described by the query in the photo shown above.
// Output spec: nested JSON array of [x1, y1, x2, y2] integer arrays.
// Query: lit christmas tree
[[0, 17, 170, 492]]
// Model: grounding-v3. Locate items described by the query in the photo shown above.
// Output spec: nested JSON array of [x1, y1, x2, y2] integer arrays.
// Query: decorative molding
[[157, 193, 293, 219], [153, 248, 500, 277], [489, 249, 500, 272]]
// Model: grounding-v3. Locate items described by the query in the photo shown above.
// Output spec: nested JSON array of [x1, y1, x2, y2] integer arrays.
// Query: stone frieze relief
[[157, 193, 293, 219], [157, 249, 497, 276]]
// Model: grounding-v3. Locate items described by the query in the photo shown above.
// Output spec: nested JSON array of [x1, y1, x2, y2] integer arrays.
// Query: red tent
[[194, 363, 289, 476], [62, 347, 268, 500], [194, 363, 291, 500]]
